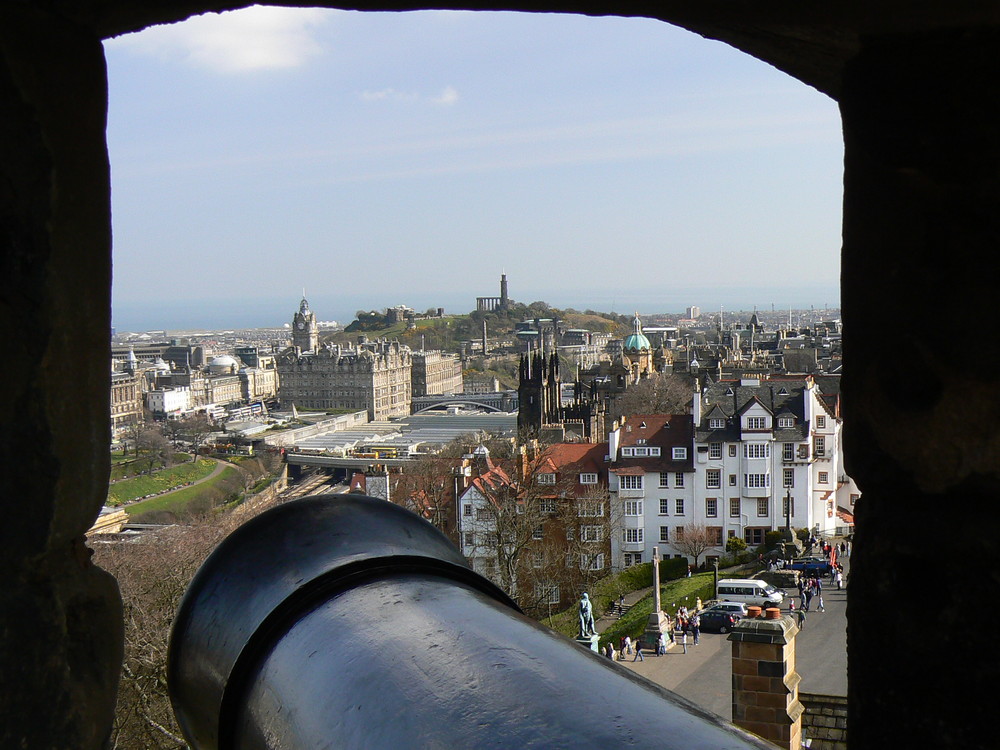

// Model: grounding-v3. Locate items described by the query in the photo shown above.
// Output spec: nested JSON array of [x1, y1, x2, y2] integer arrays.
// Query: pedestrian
[[818, 594, 825, 612], [794, 608, 806, 630], [624, 635, 632, 656], [633, 640, 644, 662], [804, 588, 813, 611], [691, 614, 701, 646], [680, 629, 688, 654], [604, 642, 613, 660], [814, 575, 823, 594], [835, 569, 843, 590], [687, 565, 692, 578], [657, 632, 667, 656]]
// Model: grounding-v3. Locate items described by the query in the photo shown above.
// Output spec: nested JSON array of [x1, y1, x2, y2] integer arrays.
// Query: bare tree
[[135, 425, 172, 475], [607, 372, 693, 424], [177, 413, 214, 461], [673, 523, 717, 570]]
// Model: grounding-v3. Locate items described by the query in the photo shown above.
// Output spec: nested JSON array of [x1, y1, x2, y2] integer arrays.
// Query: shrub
[[764, 530, 784, 550], [726, 536, 747, 554]]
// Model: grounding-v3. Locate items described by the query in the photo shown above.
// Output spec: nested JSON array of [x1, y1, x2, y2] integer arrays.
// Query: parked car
[[787, 557, 833, 576], [703, 601, 749, 617], [695, 610, 735, 633]]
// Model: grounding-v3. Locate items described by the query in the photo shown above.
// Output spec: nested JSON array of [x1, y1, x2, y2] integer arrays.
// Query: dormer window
[[777, 417, 794, 428], [579, 473, 598, 485], [709, 418, 725, 430], [537, 473, 556, 485], [745, 416, 769, 430], [639, 421, 647, 429], [672, 447, 688, 460]]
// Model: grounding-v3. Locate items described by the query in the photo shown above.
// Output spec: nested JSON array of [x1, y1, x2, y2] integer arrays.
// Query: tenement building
[[277, 300, 412, 420], [411, 350, 464, 397]]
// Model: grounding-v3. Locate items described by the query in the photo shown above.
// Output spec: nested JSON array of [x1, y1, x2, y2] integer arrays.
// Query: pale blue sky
[[104, 6, 843, 331]]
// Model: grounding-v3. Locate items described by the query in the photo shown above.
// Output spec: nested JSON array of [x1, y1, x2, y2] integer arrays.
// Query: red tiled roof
[[836, 506, 855, 525]]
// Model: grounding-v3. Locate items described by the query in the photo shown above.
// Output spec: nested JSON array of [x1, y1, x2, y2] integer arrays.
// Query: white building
[[607, 414, 696, 567], [146, 387, 191, 416], [693, 375, 851, 548]]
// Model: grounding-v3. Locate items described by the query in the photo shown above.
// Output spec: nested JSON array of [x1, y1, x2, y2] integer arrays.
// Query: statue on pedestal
[[578, 593, 597, 637]]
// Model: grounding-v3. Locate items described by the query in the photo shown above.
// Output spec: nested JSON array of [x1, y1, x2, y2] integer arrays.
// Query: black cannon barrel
[[168, 494, 771, 750]]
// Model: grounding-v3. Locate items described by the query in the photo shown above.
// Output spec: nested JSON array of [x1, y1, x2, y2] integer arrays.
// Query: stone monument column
[[642, 547, 669, 649]]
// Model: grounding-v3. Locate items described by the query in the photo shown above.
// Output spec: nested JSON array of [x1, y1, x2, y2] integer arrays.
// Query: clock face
[[297, 321, 305, 330]]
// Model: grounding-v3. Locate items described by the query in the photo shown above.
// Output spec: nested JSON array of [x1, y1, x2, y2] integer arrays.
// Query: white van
[[717, 579, 785, 608]]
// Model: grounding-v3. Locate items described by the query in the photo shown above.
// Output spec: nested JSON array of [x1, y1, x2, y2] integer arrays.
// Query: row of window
[[537, 472, 600, 485], [656, 526, 726, 544], [620, 446, 688, 459]]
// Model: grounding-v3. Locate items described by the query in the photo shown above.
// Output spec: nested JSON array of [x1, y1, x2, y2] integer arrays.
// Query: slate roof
[[612, 414, 694, 472], [695, 376, 820, 443]]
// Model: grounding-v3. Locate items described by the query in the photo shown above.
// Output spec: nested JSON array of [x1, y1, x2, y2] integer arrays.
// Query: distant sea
[[111, 284, 840, 334]]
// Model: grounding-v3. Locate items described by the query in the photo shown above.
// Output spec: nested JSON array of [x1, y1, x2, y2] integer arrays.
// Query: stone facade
[[277, 340, 412, 421], [110, 370, 143, 436], [411, 350, 463, 396]]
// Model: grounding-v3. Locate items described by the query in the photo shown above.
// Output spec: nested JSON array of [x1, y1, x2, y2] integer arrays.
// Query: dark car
[[696, 609, 741, 633], [788, 557, 833, 576]]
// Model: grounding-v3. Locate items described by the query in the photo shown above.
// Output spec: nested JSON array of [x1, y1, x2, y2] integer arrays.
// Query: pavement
[[608, 554, 850, 721]]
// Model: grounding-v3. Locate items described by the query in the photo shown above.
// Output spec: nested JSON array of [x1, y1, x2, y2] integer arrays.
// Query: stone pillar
[[0, 6, 122, 748], [728, 614, 803, 749], [840, 30, 1000, 748], [643, 546, 668, 648]]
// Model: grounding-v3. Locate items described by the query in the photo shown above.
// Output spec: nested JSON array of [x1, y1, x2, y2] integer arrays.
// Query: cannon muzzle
[[168, 494, 771, 749]]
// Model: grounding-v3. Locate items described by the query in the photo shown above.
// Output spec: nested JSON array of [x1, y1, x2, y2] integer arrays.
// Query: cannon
[[168, 494, 771, 749]]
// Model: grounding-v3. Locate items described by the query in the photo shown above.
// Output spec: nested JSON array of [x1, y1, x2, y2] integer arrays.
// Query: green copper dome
[[623, 313, 651, 351]]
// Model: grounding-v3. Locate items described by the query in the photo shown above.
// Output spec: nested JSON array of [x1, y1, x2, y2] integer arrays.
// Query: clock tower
[[292, 297, 319, 352]]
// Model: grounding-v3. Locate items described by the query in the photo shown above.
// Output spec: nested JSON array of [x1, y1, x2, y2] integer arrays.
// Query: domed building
[[622, 313, 654, 385], [208, 354, 240, 375]]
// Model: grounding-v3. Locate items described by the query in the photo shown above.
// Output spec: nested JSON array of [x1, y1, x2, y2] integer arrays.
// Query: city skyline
[[105, 7, 843, 332]]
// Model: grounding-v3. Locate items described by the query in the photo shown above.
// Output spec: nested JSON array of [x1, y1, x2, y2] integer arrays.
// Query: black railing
[[169, 494, 773, 750]]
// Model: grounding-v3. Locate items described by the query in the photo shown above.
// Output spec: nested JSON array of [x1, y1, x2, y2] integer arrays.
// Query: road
[[618, 557, 849, 720]]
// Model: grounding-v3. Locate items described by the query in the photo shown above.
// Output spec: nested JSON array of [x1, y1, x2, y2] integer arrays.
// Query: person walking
[[624, 635, 632, 656], [680, 628, 688, 654], [835, 568, 843, 590], [794, 608, 807, 630], [691, 614, 701, 646], [657, 632, 667, 656], [633, 639, 644, 662], [818, 594, 826, 613]]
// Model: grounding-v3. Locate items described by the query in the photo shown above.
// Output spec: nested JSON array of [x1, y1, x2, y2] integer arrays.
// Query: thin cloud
[[359, 86, 460, 105], [105, 6, 329, 73], [432, 86, 460, 106]]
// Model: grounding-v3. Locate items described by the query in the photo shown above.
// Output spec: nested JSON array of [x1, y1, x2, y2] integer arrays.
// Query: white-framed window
[[566, 527, 575, 540], [675, 498, 685, 515], [537, 473, 556, 485], [783, 468, 794, 488], [540, 499, 557, 514], [778, 416, 794, 427], [819, 471, 829, 484], [709, 418, 725, 429], [672, 447, 687, 460], [659, 498, 669, 515], [624, 500, 643, 516], [706, 498, 718, 517], [537, 582, 560, 604], [532, 524, 544, 540], [620, 475, 643, 490], [675, 472, 685, 488], [659, 525, 669, 542], [709, 443, 722, 459], [659, 472, 670, 488], [581, 553, 605, 571], [745, 473, 770, 488], [623, 552, 643, 566], [744, 442, 770, 458], [729, 444, 738, 457], [649, 447, 661, 456], [783, 443, 795, 461], [579, 472, 598, 485], [816, 415, 827, 429], [729, 474, 737, 486], [814, 436, 826, 456], [851, 493, 860, 505], [746, 416, 768, 430], [623, 528, 644, 544], [756, 498, 769, 516], [729, 497, 740, 518], [782, 496, 795, 517], [463, 504, 472, 516], [464, 532, 474, 546], [580, 525, 603, 542], [476, 507, 495, 521], [532, 551, 544, 568], [675, 525, 685, 539], [706, 469, 721, 489], [577, 500, 605, 517]]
